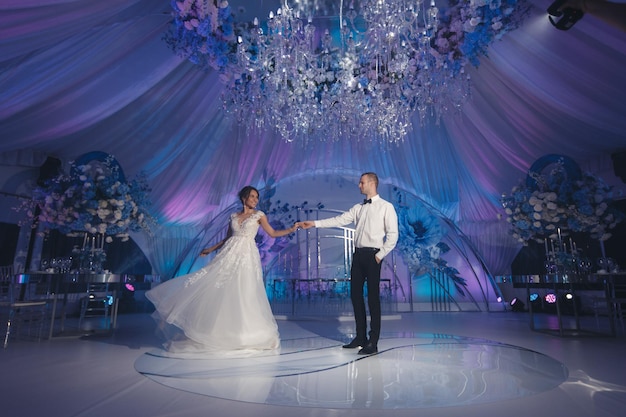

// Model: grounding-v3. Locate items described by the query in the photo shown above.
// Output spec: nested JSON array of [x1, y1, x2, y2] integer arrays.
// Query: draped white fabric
[[1, 0, 625, 277]]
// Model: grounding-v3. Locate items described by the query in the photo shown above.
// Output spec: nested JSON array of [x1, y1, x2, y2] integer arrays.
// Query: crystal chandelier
[[163, 0, 530, 145], [222, 0, 470, 144]]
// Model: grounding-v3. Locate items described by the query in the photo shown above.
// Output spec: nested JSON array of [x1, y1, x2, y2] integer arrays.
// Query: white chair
[[1, 267, 50, 348]]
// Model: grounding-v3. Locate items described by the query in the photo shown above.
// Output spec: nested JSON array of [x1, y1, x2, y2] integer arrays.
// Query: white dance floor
[[2, 311, 626, 417]]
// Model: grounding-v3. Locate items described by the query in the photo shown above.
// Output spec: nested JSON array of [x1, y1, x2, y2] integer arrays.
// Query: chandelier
[[164, 0, 530, 144]]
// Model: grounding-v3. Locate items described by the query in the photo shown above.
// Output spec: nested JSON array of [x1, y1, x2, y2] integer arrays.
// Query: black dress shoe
[[343, 338, 367, 349], [358, 342, 378, 355]]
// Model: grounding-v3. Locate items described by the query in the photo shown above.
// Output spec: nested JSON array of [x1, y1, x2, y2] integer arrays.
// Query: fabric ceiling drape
[[1, 0, 625, 277]]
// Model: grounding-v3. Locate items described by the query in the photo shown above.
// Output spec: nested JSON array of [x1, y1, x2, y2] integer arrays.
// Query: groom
[[301, 172, 398, 354]]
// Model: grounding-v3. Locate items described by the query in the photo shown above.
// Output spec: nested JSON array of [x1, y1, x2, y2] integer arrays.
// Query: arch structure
[[167, 173, 505, 313]]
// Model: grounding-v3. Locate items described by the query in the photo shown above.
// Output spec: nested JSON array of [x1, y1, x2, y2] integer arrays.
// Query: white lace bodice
[[230, 211, 264, 239]]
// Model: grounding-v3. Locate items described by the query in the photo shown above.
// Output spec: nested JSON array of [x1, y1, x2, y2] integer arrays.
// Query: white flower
[[429, 245, 441, 259], [492, 21, 503, 30]]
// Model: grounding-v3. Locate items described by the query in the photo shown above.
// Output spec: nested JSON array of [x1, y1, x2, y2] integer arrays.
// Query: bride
[[146, 185, 299, 357]]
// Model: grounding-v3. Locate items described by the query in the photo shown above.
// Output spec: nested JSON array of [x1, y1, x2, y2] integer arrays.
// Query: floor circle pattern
[[135, 332, 568, 409]]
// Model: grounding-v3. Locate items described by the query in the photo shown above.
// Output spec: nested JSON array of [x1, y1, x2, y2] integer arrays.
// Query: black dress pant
[[350, 247, 382, 344]]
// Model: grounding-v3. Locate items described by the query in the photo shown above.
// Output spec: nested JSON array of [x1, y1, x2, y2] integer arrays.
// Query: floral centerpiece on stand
[[501, 154, 624, 274], [501, 155, 623, 245], [396, 202, 467, 295], [15, 153, 156, 271]]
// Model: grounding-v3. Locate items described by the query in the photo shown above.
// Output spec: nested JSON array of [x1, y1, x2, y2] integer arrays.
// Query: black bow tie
[[363, 198, 372, 204]]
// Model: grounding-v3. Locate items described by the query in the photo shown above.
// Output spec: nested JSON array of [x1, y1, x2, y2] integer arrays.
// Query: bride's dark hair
[[238, 185, 259, 203]]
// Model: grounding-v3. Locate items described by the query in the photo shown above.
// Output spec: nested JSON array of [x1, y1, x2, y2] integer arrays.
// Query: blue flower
[[396, 201, 468, 295], [396, 204, 446, 274]]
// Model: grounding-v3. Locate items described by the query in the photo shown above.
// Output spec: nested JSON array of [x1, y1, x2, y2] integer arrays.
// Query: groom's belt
[[355, 247, 379, 252]]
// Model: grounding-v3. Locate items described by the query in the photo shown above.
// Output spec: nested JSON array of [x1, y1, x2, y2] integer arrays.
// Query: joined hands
[[294, 221, 315, 230], [302, 221, 315, 229]]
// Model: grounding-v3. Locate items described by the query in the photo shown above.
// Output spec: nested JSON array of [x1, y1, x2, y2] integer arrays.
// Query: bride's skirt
[[145, 236, 280, 357]]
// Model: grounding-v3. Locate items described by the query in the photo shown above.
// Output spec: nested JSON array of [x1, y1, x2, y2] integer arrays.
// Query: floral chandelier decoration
[[163, 0, 530, 144], [15, 153, 155, 242], [500, 154, 624, 245]]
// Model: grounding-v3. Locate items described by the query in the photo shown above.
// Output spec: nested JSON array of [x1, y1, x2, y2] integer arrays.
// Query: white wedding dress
[[146, 211, 280, 357]]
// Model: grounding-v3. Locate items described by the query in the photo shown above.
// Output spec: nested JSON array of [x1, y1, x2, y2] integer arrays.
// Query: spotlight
[[510, 297, 525, 312], [543, 293, 558, 314], [529, 292, 543, 313], [561, 292, 578, 315], [547, 0, 584, 30], [545, 293, 557, 304]]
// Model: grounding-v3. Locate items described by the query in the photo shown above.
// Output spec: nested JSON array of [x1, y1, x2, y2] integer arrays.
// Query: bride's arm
[[200, 225, 232, 256], [259, 214, 298, 238]]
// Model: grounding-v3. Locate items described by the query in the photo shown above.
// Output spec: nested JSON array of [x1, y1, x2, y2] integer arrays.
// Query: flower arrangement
[[164, 0, 530, 76], [16, 154, 155, 242], [501, 156, 624, 245], [433, 0, 531, 71], [396, 203, 467, 295], [162, 0, 235, 71]]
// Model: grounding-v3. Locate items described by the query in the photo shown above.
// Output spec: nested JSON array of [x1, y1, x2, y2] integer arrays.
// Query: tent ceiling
[[1, 0, 625, 275]]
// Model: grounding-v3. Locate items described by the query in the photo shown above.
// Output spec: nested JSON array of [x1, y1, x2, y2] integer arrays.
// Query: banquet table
[[15, 272, 126, 338], [512, 273, 625, 337]]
